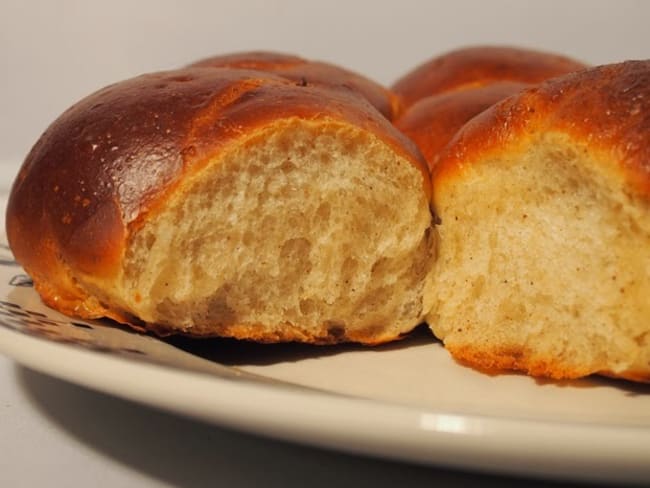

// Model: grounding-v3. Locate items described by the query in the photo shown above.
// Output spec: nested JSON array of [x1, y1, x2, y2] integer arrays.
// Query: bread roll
[[428, 60, 650, 382], [392, 46, 587, 109], [6, 67, 435, 344], [395, 81, 528, 168], [188, 51, 399, 120]]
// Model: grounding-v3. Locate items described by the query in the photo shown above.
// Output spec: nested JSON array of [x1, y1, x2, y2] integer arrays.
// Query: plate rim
[[1, 324, 649, 484]]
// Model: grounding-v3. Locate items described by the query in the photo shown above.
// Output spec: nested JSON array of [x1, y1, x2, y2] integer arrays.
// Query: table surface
[[0, 357, 630, 488]]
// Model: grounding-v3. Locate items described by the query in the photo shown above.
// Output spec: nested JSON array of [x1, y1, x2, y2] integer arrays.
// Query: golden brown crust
[[188, 51, 304, 70], [6, 67, 430, 336], [449, 344, 650, 383], [447, 343, 594, 380], [433, 61, 650, 196], [188, 51, 399, 120], [392, 46, 587, 109], [145, 319, 403, 346], [599, 370, 650, 384], [395, 81, 528, 169]]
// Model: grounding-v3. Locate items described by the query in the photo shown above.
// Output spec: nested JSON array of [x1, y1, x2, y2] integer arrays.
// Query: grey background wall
[[1, 0, 648, 184]]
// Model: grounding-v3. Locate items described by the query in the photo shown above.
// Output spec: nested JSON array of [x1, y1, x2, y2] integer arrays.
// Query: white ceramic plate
[[0, 225, 648, 483]]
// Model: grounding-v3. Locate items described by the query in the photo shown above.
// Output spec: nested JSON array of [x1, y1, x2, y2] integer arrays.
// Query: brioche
[[6, 67, 436, 344], [395, 81, 528, 169], [392, 46, 587, 109], [188, 51, 399, 120], [428, 60, 650, 382]]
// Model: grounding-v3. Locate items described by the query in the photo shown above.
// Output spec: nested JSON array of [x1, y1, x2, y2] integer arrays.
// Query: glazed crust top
[[6, 67, 429, 300], [395, 81, 528, 169], [188, 51, 399, 120], [392, 46, 587, 109], [433, 60, 650, 196], [187, 51, 304, 70]]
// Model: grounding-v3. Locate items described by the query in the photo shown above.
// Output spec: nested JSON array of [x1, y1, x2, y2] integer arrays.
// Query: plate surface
[[0, 228, 648, 483]]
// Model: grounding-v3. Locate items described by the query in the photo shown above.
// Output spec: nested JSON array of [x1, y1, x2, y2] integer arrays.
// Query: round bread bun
[[395, 81, 528, 169], [6, 67, 435, 345], [392, 46, 587, 109], [428, 60, 650, 382], [188, 51, 400, 120]]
